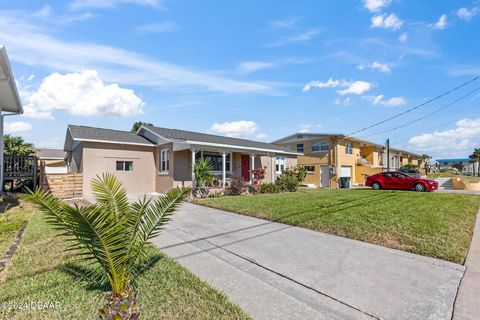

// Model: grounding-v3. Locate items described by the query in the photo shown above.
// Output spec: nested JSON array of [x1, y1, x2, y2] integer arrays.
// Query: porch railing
[[3, 154, 38, 190]]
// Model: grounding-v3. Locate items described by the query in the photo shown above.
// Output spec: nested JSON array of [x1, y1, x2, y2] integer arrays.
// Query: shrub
[[225, 176, 246, 196], [258, 183, 280, 194], [275, 165, 307, 192], [252, 167, 266, 183]]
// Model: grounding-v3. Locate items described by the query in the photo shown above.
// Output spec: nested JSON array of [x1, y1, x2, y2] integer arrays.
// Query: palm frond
[[91, 173, 130, 221], [129, 187, 190, 266]]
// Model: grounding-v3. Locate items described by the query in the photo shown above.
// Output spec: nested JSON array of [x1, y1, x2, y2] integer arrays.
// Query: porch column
[[191, 148, 196, 187], [250, 153, 256, 186], [221, 151, 227, 189], [271, 154, 275, 182]]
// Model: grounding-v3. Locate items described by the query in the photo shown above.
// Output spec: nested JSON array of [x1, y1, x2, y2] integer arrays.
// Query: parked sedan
[[365, 172, 438, 192]]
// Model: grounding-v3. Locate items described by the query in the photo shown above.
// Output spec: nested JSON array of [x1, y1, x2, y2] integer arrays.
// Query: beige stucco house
[[273, 133, 422, 188], [64, 124, 300, 199]]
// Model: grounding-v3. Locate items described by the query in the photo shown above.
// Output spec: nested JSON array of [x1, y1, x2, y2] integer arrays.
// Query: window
[[116, 161, 133, 171], [275, 157, 286, 173], [345, 142, 353, 155], [296, 144, 304, 153], [203, 152, 231, 172], [311, 142, 329, 152], [160, 149, 169, 173], [304, 165, 315, 173]]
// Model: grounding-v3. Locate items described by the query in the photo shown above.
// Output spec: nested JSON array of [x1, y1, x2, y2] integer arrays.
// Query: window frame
[[311, 142, 329, 153], [197, 151, 232, 173], [304, 165, 315, 173], [345, 142, 353, 155], [160, 148, 170, 174], [296, 143, 304, 153], [275, 156, 286, 174], [116, 160, 134, 172]]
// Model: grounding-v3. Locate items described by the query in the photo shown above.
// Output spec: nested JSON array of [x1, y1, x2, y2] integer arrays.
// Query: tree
[[28, 173, 190, 319], [421, 154, 431, 175], [452, 162, 464, 172], [192, 159, 214, 187], [469, 148, 480, 177], [3, 134, 35, 155], [131, 121, 153, 133]]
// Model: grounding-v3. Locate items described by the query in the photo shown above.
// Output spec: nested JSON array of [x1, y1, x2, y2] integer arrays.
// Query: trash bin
[[339, 177, 351, 189]]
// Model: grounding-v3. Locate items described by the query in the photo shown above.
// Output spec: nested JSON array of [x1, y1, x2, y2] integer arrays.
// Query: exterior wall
[[355, 166, 383, 185], [81, 142, 156, 200], [68, 144, 83, 173], [155, 143, 175, 192], [259, 154, 297, 183]]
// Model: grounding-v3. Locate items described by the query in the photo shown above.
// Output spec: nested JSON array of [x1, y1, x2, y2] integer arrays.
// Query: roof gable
[[65, 125, 155, 150], [142, 125, 296, 153]]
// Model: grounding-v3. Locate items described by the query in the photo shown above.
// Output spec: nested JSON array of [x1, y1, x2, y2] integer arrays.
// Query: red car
[[365, 172, 438, 192]]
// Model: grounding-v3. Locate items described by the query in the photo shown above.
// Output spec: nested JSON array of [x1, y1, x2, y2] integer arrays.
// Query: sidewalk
[[453, 209, 480, 320]]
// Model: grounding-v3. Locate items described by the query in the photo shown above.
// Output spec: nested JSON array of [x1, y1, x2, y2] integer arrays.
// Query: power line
[[356, 85, 480, 139], [346, 75, 480, 137]]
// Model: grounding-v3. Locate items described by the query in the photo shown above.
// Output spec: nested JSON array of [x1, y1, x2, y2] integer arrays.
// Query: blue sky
[[0, 0, 479, 159]]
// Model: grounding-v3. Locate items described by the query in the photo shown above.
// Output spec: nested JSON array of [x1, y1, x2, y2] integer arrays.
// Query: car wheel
[[371, 182, 381, 190], [414, 183, 425, 192]]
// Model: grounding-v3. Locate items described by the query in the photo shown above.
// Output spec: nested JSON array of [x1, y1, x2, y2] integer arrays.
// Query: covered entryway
[[320, 165, 330, 187]]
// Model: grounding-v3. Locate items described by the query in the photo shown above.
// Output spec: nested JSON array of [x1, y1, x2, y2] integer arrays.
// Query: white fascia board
[[73, 138, 155, 147], [184, 140, 302, 156]]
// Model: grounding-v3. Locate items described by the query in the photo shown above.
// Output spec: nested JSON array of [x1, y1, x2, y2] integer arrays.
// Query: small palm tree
[[4, 134, 35, 155], [192, 159, 215, 187], [28, 173, 190, 319]]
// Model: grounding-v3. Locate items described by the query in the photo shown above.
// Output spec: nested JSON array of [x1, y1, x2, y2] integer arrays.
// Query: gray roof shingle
[[36, 148, 67, 159], [144, 125, 293, 152], [68, 125, 154, 145]]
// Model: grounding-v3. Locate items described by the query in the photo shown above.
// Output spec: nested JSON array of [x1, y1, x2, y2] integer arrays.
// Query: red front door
[[241, 155, 250, 182]]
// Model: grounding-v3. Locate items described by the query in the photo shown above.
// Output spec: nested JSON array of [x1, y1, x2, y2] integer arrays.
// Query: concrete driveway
[[152, 203, 464, 320]]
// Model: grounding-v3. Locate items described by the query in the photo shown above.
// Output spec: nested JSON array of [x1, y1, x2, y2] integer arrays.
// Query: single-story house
[[36, 148, 68, 174], [0, 45, 23, 191], [273, 133, 422, 188], [436, 158, 477, 175], [64, 124, 300, 199]]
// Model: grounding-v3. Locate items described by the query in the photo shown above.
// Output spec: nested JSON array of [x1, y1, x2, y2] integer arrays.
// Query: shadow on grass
[[59, 253, 164, 292]]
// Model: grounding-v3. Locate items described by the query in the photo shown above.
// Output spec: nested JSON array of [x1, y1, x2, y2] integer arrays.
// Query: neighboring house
[[36, 148, 68, 174], [64, 124, 300, 199], [436, 158, 477, 175], [0, 45, 23, 191], [273, 133, 421, 188]]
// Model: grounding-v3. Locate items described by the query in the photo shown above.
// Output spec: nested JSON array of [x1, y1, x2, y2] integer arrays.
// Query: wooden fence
[[40, 173, 83, 199]]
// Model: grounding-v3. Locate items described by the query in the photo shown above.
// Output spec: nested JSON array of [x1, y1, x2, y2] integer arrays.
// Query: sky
[[0, 0, 479, 160]]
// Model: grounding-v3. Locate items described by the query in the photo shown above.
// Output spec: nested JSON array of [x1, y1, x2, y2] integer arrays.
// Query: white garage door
[[340, 166, 352, 177]]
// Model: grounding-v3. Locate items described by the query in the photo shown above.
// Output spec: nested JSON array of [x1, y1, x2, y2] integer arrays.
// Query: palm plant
[[27, 173, 190, 320], [3, 134, 35, 155], [192, 159, 215, 187]]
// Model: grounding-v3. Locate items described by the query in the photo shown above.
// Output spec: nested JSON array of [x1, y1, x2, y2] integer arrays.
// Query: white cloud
[[4, 121, 33, 134], [269, 29, 320, 47], [357, 61, 391, 73], [363, 94, 406, 106], [0, 9, 277, 95], [371, 13, 403, 30], [399, 32, 408, 42], [335, 97, 352, 106], [238, 61, 276, 74], [255, 133, 268, 140], [409, 118, 480, 153], [22, 70, 144, 119], [457, 7, 479, 21], [337, 81, 372, 95], [271, 17, 301, 29], [135, 22, 179, 34], [362, 0, 391, 12], [210, 120, 259, 138], [431, 14, 448, 30], [69, 0, 163, 10], [302, 78, 350, 92]]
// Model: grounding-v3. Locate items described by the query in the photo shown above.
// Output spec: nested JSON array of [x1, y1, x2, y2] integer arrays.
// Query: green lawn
[[0, 197, 32, 270], [201, 189, 480, 264], [0, 204, 249, 320]]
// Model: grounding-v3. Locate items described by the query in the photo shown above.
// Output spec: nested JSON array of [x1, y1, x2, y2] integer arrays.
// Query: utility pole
[[386, 138, 390, 172]]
